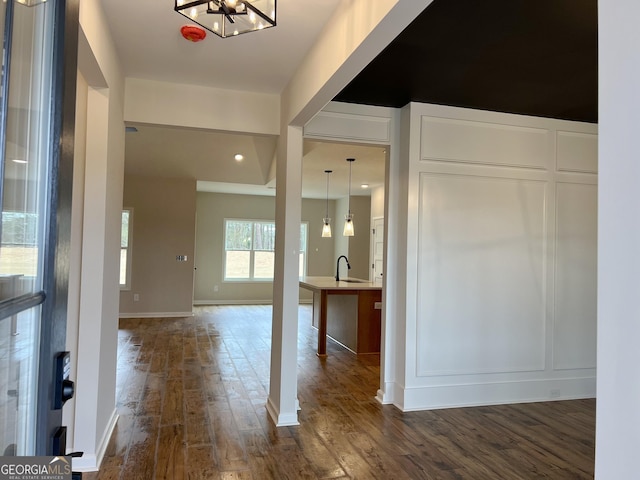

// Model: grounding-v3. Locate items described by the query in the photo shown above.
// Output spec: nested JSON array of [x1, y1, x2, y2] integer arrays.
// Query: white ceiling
[[102, 0, 345, 94], [102, 0, 384, 199]]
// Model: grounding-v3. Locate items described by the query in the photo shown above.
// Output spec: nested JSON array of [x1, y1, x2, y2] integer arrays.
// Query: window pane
[[0, 0, 56, 456], [0, 213, 38, 278], [119, 210, 132, 287], [225, 221, 252, 250], [0, 305, 41, 456], [254, 251, 274, 279], [253, 222, 275, 251], [299, 253, 305, 277], [120, 249, 127, 285], [225, 251, 250, 279], [121, 210, 130, 248], [300, 223, 307, 252]]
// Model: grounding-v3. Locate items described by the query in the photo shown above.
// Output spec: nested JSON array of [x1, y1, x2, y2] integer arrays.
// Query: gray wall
[[335, 195, 371, 280], [194, 192, 340, 303], [119, 175, 197, 315]]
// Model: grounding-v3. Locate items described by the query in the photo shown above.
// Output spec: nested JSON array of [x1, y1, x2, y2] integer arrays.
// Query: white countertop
[[299, 276, 382, 291]]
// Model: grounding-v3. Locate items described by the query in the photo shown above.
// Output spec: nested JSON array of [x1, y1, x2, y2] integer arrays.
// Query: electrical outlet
[[550, 389, 561, 398], [214, 285, 219, 292], [133, 293, 139, 302]]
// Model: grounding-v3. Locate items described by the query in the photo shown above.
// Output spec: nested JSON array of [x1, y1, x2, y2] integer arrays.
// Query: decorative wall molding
[[415, 172, 547, 377], [400, 102, 597, 410], [304, 110, 391, 144], [420, 116, 551, 170], [556, 131, 598, 174], [553, 182, 598, 370]]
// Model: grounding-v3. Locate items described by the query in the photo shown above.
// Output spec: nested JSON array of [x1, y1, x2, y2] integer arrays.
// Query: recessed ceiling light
[[234, 154, 244, 161], [12, 159, 27, 164], [361, 183, 369, 189]]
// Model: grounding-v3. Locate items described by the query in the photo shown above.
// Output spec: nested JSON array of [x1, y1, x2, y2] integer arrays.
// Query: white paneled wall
[[553, 182, 597, 370], [304, 101, 597, 412], [401, 103, 597, 410], [416, 174, 547, 376]]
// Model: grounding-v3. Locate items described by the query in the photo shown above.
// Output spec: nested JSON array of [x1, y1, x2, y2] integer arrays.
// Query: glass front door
[[0, 0, 76, 455]]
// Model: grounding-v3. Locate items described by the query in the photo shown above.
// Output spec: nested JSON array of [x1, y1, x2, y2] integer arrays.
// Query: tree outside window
[[224, 219, 307, 281]]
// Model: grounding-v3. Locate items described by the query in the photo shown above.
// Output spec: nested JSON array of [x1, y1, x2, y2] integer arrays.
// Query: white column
[[72, 87, 111, 466], [267, 126, 303, 426], [596, 0, 640, 477]]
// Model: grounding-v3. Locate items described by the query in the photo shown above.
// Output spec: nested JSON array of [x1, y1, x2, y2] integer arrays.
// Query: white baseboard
[[394, 376, 596, 412], [118, 311, 194, 318], [71, 408, 118, 472], [266, 397, 299, 427], [192, 300, 313, 306], [375, 383, 395, 405], [193, 299, 272, 306]]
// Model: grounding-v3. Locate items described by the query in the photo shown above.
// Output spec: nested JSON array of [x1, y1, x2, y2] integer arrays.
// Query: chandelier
[[175, 0, 277, 38]]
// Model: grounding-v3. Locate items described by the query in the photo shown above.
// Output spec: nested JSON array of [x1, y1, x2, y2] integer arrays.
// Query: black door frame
[[36, 0, 79, 455]]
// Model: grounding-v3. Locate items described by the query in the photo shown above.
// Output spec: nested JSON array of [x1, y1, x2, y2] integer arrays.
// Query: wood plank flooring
[[82, 305, 595, 479]]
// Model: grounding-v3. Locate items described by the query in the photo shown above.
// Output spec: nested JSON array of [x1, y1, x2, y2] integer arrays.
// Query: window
[[224, 219, 308, 281], [120, 209, 132, 288], [299, 223, 308, 277]]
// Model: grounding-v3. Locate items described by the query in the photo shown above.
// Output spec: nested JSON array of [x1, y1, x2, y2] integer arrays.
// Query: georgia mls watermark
[[0, 457, 71, 480]]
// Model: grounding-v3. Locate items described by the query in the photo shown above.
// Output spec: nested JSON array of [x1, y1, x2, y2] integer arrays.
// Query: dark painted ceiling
[[335, 0, 597, 123]]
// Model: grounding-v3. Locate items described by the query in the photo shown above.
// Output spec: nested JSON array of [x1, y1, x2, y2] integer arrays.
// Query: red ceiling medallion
[[181, 25, 206, 42]]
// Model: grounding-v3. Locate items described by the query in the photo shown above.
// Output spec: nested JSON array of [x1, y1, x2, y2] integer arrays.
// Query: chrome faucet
[[335, 255, 351, 281]]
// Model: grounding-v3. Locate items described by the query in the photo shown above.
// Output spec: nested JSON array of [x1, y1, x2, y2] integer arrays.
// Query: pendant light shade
[[343, 214, 354, 236], [322, 170, 332, 238], [343, 158, 355, 237], [322, 222, 332, 238]]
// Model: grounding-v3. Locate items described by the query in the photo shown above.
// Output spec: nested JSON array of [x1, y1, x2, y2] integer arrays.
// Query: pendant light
[[343, 158, 355, 236], [322, 170, 332, 238], [175, 0, 277, 39]]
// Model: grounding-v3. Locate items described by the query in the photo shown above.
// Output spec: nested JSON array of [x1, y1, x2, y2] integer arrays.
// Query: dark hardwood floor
[[82, 305, 595, 479]]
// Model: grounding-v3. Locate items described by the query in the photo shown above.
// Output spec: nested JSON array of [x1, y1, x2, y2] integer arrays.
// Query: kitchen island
[[299, 276, 382, 356]]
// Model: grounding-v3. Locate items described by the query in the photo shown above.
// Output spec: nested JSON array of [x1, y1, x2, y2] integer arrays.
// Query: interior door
[[0, 0, 78, 455]]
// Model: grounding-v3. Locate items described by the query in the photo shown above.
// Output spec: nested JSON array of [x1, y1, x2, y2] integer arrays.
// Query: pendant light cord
[[324, 170, 332, 219], [347, 159, 353, 215], [326, 172, 330, 217]]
